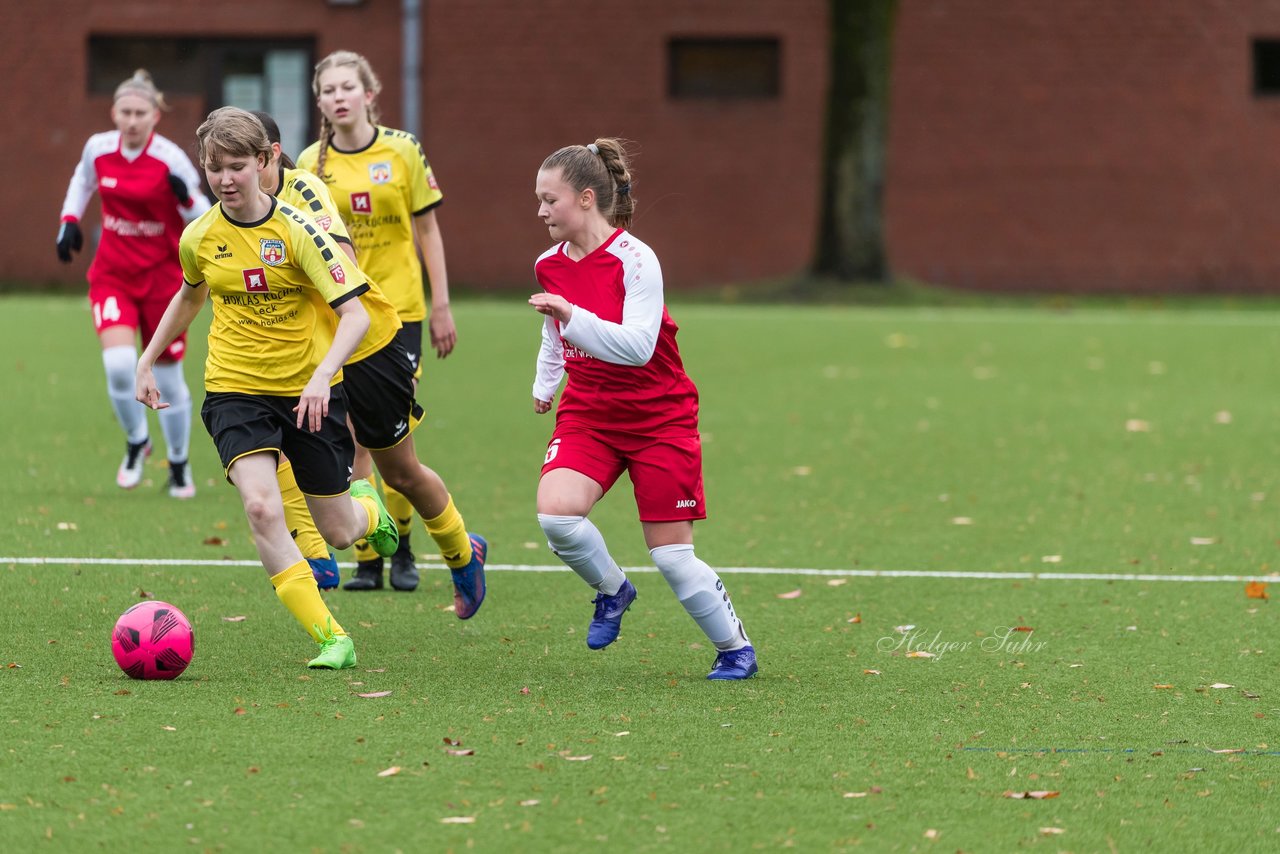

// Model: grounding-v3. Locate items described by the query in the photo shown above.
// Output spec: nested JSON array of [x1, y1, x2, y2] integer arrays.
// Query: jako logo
[[675, 499, 697, 508]]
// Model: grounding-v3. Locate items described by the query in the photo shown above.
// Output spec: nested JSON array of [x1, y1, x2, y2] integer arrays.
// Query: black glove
[[56, 220, 83, 263], [167, 172, 191, 205]]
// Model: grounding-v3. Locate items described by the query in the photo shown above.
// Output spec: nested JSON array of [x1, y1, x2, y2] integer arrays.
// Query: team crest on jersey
[[369, 162, 392, 184], [259, 238, 286, 267], [350, 191, 372, 215], [242, 267, 269, 293], [328, 262, 346, 284]]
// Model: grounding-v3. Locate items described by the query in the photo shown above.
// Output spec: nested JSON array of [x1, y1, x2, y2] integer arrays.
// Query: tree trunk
[[814, 0, 898, 282]]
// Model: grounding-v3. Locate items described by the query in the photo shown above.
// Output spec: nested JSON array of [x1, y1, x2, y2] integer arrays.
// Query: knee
[[242, 494, 285, 534], [538, 513, 583, 550]]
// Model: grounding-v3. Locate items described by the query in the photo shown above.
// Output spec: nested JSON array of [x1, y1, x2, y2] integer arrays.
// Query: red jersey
[[60, 131, 208, 290], [532, 228, 699, 437]]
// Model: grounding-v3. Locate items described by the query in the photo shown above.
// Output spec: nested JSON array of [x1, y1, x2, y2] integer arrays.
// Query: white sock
[[152, 360, 192, 463], [537, 513, 626, 595], [650, 544, 748, 651], [102, 345, 148, 443]]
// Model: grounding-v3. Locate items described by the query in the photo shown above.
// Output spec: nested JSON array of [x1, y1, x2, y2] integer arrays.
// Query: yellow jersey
[[272, 164, 402, 364], [296, 126, 443, 322], [178, 198, 367, 396]]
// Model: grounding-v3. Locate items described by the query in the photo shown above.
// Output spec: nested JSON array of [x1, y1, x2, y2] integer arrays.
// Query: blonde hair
[[114, 69, 167, 111], [311, 50, 382, 180], [541, 138, 635, 229], [196, 107, 272, 168]]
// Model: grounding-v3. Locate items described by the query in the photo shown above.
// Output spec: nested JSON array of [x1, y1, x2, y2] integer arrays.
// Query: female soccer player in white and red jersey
[[529, 139, 757, 680], [57, 69, 210, 498]]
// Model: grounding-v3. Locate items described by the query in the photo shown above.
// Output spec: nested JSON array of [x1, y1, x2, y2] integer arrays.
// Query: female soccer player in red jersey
[[529, 139, 757, 680], [57, 69, 209, 498]]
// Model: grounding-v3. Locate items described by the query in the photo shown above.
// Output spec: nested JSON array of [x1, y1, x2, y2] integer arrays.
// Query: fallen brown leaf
[[203, 536, 227, 546], [377, 766, 401, 777], [440, 816, 475, 824], [776, 589, 803, 599], [221, 615, 247, 622], [1246, 582, 1268, 600], [1004, 790, 1060, 799], [1153, 684, 1174, 690], [357, 691, 392, 698], [445, 748, 475, 756], [848, 614, 862, 624]]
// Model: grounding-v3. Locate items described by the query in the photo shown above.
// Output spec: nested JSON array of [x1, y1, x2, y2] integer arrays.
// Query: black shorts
[[399, 320, 423, 381], [200, 389, 355, 496], [343, 332, 425, 450]]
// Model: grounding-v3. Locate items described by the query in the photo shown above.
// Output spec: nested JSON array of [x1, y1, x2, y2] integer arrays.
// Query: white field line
[[1, 555, 1276, 583]]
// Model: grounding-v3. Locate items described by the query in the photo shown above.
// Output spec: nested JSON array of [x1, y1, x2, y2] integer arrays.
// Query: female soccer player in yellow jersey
[[135, 107, 400, 670], [257, 110, 487, 618], [297, 51, 486, 602]]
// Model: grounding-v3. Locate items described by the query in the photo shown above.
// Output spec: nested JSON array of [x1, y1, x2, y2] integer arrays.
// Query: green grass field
[[2, 294, 1279, 851]]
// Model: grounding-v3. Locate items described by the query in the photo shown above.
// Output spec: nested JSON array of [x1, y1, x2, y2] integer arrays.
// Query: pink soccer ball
[[111, 601, 195, 680]]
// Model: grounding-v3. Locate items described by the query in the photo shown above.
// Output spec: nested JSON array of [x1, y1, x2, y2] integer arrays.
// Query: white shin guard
[[537, 514, 626, 595], [650, 544, 748, 651], [102, 345, 148, 443], [152, 360, 192, 463]]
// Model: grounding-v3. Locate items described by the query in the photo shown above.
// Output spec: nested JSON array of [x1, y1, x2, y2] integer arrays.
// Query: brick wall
[[7, 0, 827, 291], [887, 0, 1280, 292]]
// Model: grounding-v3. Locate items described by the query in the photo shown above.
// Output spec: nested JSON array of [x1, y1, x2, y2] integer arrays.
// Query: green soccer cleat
[[349, 478, 399, 558], [308, 623, 357, 670]]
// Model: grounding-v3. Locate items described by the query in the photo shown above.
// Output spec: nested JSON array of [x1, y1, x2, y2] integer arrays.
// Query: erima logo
[[394, 419, 408, 435], [214, 243, 233, 260], [675, 499, 697, 508], [407, 353, 419, 368]]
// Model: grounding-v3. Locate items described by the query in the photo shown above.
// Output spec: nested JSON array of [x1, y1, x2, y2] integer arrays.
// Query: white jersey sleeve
[[60, 134, 110, 221], [558, 240, 663, 366], [532, 314, 566, 402]]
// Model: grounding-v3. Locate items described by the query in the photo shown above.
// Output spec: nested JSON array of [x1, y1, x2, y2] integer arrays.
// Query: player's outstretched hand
[[55, 220, 83, 263], [136, 364, 168, 410], [528, 293, 573, 323], [167, 173, 191, 206]]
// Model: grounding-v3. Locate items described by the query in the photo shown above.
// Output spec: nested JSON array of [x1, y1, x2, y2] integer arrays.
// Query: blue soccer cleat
[[307, 553, 341, 590], [586, 579, 637, 649], [450, 533, 487, 620], [707, 645, 758, 680]]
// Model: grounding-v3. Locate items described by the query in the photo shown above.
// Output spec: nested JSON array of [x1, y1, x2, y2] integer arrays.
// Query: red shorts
[[541, 426, 706, 522], [88, 269, 186, 362]]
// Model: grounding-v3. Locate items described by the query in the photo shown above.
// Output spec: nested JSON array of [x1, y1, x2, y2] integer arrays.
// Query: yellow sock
[[423, 495, 472, 569], [352, 495, 380, 540], [270, 561, 347, 641], [384, 486, 415, 537], [277, 458, 329, 560]]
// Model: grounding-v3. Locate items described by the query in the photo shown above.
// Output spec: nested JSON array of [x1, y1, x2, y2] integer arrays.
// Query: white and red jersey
[[532, 228, 699, 437], [60, 130, 209, 289]]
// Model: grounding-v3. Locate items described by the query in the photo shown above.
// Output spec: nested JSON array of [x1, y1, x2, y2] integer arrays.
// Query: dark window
[[88, 36, 314, 155], [668, 37, 780, 99], [1252, 39, 1280, 95]]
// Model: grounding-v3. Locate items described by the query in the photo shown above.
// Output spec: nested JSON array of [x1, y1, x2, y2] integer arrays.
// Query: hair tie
[[616, 182, 631, 196], [586, 143, 599, 155]]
